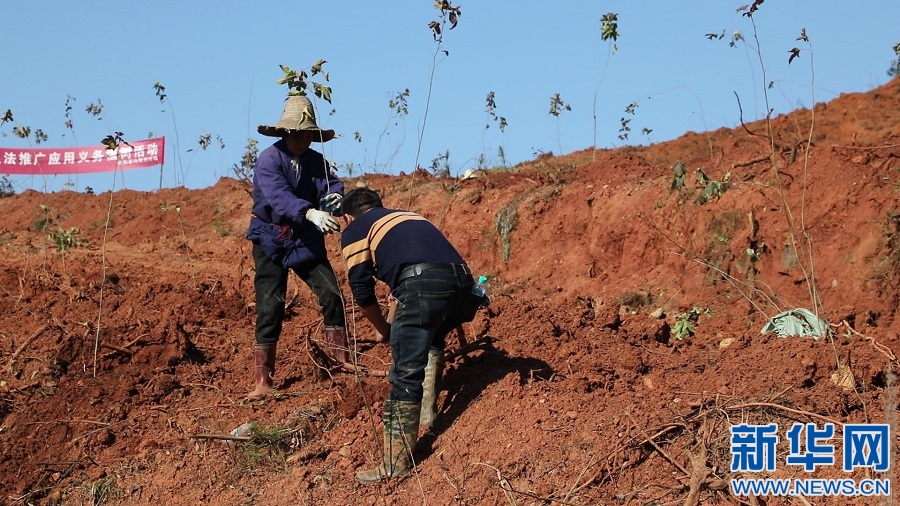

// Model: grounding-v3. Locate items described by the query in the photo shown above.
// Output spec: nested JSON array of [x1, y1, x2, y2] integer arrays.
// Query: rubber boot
[[419, 348, 444, 429], [245, 343, 276, 401], [324, 325, 350, 364], [356, 400, 421, 484]]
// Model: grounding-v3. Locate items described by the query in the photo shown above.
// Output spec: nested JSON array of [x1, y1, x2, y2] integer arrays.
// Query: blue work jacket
[[246, 140, 343, 269]]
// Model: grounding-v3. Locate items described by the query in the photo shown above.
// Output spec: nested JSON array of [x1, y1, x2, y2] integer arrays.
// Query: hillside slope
[[0, 78, 897, 505]]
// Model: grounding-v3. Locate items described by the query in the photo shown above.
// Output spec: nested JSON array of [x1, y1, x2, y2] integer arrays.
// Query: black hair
[[342, 188, 383, 216]]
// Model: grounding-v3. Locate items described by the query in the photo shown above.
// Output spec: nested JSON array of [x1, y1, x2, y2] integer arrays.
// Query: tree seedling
[[49, 227, 86, 252], [673, 306, 711, 340]]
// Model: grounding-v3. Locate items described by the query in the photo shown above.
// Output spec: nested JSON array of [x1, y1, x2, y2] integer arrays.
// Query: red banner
[[0, 137, 165, 175]]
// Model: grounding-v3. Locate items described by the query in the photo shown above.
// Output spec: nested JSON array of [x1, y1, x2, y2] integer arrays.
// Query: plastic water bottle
[[471, 275, 490, 307]]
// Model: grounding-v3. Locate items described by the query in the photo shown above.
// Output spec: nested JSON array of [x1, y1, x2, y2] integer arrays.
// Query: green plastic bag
[[760, 308, 828, 339]]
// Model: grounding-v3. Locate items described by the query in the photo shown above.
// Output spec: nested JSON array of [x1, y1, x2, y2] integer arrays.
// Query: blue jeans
[[388, 269, 472, 403], [252, 242, 345, 345]]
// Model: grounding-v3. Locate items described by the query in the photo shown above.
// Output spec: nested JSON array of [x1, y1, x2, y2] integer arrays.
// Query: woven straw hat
[[257, 95, 335, 142]]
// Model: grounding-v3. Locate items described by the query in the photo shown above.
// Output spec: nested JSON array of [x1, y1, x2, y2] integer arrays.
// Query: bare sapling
[[373, 89, 410, 173], [548, 93, 571, 156], [407, 0, 461, 209], [592, 13, 619, 162], [153, 82, 185, 188], [481, 91, 508, 170]]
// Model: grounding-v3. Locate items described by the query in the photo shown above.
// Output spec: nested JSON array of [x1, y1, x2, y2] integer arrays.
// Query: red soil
[[1, 78, 898, 505]]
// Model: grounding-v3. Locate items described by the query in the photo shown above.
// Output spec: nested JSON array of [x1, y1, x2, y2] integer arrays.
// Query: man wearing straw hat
[[244, 94, 350, 401]]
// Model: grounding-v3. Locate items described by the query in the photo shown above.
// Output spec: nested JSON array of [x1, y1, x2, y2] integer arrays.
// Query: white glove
[[305, 208, 341, 234]]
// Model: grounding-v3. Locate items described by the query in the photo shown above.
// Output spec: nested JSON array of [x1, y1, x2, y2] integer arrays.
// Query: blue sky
[[2, 1, 898, 194]]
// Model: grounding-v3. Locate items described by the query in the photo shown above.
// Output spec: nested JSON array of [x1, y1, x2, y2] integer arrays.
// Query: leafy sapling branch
[[592, 13, 619, 160], [618, 100, 653, 143], [618, 101, 637, 141], [85, 100, 104, 119], [673, 306, 711, 340], [737, 2, 778, 159], [746, 245, 764, 263], [10, 118, 48, 145], [695, 168, 731, 204], [497, 145, 508, 168], [61, 95, 81, 189], [233, 138, 259, 189], [549, 94, 571, 119], [273, 61, 340, 196], [481, 91, 508, 169], [414, 0, 461, 174], [787, 34, 805, 65], [428, 1, 461, 41], [889, 42, 900, 77], [406, 0, 461, 208], [0, 109, 33, 193], [390, 89, 410, 117], [430, 150, 451, 178], [374, 88, 410, 172], [100, 132, 129, 151], [49, 227, 88, 252], [185, 132, 224, 178], [704, 29, 744, 48], [549, 93, 571, 156], [0, 176, 14, 198], [64, 95, 76, 135], [485, 92, 507, 133], [276, 61, 332, 103], [671, 162, 688, 190], [785, 26, 829, 322], [274, 62, 335, 146], [153, 81, 185, 188], [669, 162, 731, 204]]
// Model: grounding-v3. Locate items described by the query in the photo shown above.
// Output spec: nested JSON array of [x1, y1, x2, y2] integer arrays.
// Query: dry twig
[[189, 433, 252, 442], [831, 143, 900, 150], [339, 362, 388, 377], [444, 336, 494, 361], [7, 324, 52, 370], [732, 155, 770, 169], [100, 342, 132, 355], [474, 462, 580, 506], [683, 420, 712, 506], [833, 320, 897, 363], [569, 423, 685, 495], [724, 402, 840, 425], [626, 413, 688, 476]]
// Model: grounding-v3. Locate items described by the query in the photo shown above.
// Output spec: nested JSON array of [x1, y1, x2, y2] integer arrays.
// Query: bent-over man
[[340, 188, 475, 483]]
